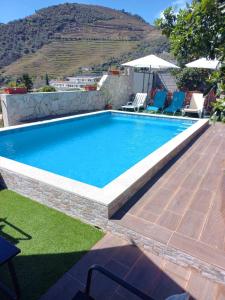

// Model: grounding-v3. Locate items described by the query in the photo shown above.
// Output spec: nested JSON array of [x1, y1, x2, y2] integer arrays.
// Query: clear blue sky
[[0, 0, 189, 24]]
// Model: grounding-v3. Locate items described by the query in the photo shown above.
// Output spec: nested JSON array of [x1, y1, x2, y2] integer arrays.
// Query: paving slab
[[41, 233, 225, 300]]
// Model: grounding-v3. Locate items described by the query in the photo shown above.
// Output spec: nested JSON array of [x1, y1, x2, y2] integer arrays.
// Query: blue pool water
[[0, 112, 195, 188]]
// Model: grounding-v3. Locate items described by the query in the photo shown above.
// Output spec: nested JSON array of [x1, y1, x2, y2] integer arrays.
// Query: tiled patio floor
[[41, 233, 225, 300], [41, 123, 225, 299], [110, 123, 225, 277]]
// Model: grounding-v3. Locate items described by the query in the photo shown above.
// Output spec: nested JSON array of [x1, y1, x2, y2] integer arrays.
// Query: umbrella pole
[[142, 71, 146, 93], [147, 66, 152, 94], [153, 71, 155, 89]]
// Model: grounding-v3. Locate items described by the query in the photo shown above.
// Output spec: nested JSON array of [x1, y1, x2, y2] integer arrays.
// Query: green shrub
[[173, 68, 212, 93], [7, 81, 26, 88], [211, 98, 225, 122], [38, 86, 56, 92], [208, 66, 225, 96]]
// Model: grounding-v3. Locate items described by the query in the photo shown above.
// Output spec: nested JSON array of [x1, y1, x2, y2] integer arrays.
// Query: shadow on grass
[[0, 251, 88, 300], [0, 217, 88, 300], [0, 221, 193, 300], [0, 218, 32, 245], [0, 175, 6, 191], [0, 245, 191, 300]]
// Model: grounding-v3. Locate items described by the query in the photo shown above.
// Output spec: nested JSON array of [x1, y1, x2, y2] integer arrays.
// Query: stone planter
[[109, 70, 120, 76], [84, 85, 97, 91], [105, 104, 113, 110]]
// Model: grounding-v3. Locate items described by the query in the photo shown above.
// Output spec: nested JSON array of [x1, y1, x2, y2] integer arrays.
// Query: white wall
[[0, 73, 133, 126], [0, 91, 104, 126]]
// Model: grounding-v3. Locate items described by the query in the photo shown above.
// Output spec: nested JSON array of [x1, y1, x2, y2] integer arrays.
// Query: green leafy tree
[[174, 68, 212, 92], [155, 0, 225, 65], [208, 65, 225, 92], [21, 73, 33, 91]]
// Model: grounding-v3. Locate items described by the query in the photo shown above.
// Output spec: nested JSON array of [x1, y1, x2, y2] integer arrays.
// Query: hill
[[3, 40, 140, 77], [0, 3, 168, 78]]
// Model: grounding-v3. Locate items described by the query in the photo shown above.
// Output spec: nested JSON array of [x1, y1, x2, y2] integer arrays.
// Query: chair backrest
[[153, 91, 167, 108], [133, 93, 147, 107], [190, 93, 205, 110], [171, 91, 185, 109]]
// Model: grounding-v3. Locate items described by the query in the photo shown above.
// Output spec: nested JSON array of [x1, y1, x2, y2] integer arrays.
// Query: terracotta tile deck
[[41, 234, 225, 300], [110, 123, 225, 276], [41, 123, 225, 299]]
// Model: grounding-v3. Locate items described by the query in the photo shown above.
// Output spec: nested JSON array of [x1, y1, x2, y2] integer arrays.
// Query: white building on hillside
[[50, 75, 101, 91]]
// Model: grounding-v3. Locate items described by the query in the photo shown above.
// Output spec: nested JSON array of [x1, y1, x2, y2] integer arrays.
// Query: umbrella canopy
[[185, 57, 221, 70], [122, 54, 179, 69]]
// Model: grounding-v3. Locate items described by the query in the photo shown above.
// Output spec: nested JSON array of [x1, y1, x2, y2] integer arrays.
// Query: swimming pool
[[0, 111, 208, 224], [0, 112, 195, 188]]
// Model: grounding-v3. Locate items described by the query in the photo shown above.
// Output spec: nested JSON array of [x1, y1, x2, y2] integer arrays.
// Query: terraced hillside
[[0, 3, 167, 78], [2, 40, 140, 77]]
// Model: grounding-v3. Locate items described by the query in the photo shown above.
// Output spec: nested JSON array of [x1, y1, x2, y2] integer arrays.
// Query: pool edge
[[0, 110, 209, 226]]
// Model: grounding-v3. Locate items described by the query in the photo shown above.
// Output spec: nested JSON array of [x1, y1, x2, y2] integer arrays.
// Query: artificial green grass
[[0, 189, 104, 300]]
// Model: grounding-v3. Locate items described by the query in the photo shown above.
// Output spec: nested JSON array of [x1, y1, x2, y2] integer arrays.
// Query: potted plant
[[109, 70, 120, 76], [102, 88, 113, 110], [4, 82, 27, 94], [108, 67, 120, 76], [105, 100, 113, 110]]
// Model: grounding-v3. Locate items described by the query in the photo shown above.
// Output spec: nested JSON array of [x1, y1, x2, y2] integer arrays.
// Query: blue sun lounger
[[146, 90, 167, 112], [164, 91, 185, 115]]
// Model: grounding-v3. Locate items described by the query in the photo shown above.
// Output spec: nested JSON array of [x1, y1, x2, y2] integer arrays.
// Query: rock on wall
[[0, 73, 133, 126]]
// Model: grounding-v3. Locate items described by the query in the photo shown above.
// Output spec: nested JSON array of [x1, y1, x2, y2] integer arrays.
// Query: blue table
[[0, 236, 21, 300]]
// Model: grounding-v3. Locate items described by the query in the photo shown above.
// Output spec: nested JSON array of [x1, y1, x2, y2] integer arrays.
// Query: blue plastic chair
[[146, 90, 167, 112], [164, 91, 185, 115]]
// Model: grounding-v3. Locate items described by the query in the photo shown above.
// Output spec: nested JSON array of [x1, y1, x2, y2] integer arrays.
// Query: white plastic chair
[[182, 93, 205, 118], [121, 93, 147, 112]]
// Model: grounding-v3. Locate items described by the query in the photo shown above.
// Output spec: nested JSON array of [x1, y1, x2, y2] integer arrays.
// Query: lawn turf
[[0, 189, 104, 300]]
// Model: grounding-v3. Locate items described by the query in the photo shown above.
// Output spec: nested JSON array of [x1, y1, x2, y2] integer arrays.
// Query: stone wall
[[107, 220, 225, 284], [0, 168, 108, 229], [0, 73, 133, 126], [0, 91, 103, 126]]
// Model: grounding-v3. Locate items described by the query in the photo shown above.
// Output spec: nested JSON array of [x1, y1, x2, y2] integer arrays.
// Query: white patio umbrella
[[185, 57, 221, 70], [122, 54, 179, 69], [122, 54, 179, 92], [186, 57, 221, 111]]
